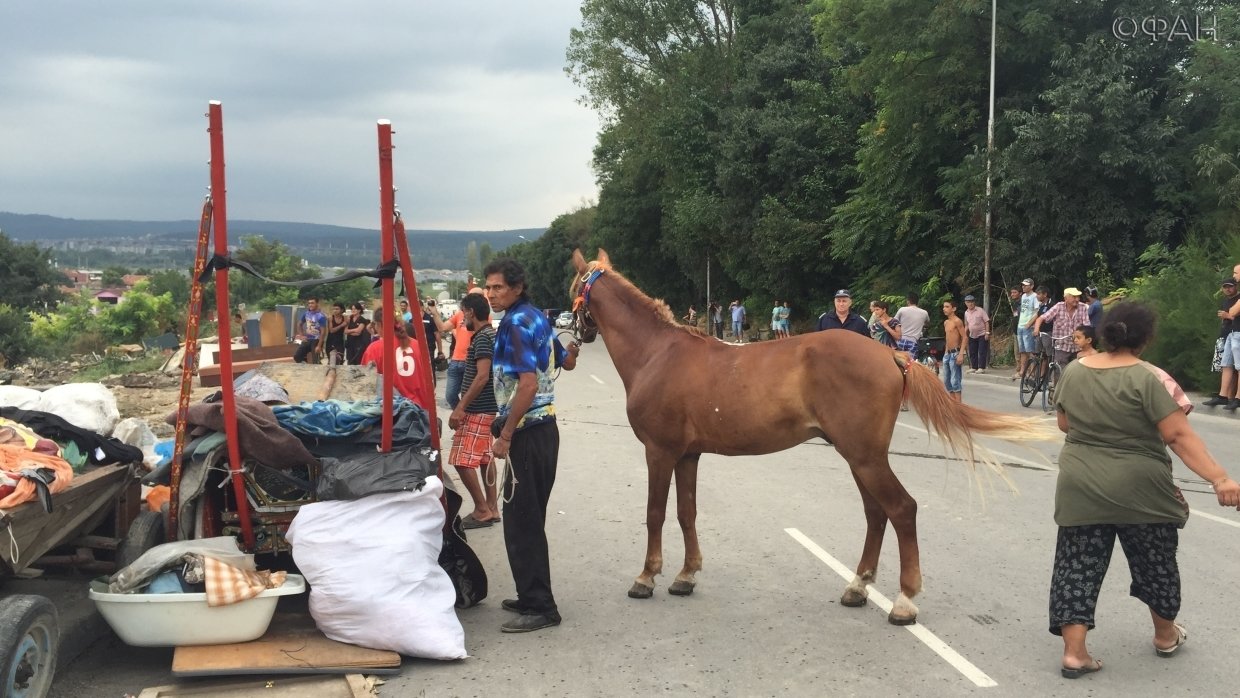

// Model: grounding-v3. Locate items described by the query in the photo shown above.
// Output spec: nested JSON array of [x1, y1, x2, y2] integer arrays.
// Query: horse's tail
[[902, 359, 1055, 477]]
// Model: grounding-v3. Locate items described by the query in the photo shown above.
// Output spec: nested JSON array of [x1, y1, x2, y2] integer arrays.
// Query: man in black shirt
[[1203, 278, 1240, 408], [817, 289, 869, 335]]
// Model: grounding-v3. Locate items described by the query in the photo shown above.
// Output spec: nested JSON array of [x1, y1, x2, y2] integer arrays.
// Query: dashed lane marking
[[785, 528, 999, 689]]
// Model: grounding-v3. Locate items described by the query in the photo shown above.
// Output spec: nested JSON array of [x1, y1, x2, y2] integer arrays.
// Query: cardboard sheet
[[171, 614, 401, 677], [139, 673, 377, 697]]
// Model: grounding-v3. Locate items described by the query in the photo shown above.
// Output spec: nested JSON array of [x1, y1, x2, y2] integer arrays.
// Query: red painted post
[[377, 120, 396, 452], [207, 101, 256, 550]]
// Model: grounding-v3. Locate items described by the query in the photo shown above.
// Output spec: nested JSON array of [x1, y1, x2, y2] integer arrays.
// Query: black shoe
[[500, 612, 561, 633], [1202, 395, 1229, 407], [1224, 399, 1240, 411], [500, 598, 524, 613]]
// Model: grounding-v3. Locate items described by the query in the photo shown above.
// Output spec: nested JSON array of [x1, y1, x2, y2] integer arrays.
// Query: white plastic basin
[[88, 573, 305, 647]]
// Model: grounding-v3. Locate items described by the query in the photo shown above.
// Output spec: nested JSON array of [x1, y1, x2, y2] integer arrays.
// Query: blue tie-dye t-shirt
[[492, 298, 568, 430]]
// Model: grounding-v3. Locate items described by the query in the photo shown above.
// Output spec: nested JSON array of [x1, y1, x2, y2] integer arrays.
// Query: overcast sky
[[0, 1, 601, 231]]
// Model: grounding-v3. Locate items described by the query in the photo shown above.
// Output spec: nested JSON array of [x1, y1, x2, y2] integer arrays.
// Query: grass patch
[[72, 354, 168, 382]]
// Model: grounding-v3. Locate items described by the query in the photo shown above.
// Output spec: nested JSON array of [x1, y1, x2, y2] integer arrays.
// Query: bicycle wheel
[[1045, 362, 1062, 411], [1019, 360, 1040, 407]]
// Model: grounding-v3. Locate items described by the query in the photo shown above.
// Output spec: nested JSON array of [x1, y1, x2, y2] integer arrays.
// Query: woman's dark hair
[[1100, 302, 1156, 351], [332, 302, 345, 313], [872, 300, 890, 311], [350, 301, 365, 313], [1075, 324, 1097, 349]]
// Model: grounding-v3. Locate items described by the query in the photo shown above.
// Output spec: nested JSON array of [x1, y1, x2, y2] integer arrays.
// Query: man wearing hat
[[1014, 278, 1038, 380], [817, 289, 869, 335], [1203, 277, 1240, 409], [963, 295, 990, 373], [1032, 287, 1091, 366]]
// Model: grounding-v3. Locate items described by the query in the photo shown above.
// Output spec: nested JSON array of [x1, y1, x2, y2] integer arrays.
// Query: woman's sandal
[[1061, 658, 1102, 679], [1155, 624, 1187, 658]]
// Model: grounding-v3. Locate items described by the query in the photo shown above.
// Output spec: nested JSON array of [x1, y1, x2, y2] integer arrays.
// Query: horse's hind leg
[[847, 460, 922, 625], [630, 448, 675, 599], [669, 455, 702, 596], [841, 470, 887, 608]]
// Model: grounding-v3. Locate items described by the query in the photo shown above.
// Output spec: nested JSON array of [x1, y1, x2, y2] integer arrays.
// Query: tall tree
[[0, 232, 63, 310]]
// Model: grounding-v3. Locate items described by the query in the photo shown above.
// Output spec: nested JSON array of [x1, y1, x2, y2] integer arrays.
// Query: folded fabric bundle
[[0, 444, 74, 509], [166, 396, 318, 471]]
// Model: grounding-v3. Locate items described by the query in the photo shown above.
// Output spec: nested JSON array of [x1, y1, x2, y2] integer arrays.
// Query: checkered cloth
[[203, 555, 287, 607], [449, 412, 495, 469]]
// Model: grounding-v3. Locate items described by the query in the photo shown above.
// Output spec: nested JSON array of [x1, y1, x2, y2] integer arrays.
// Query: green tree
[[503, 205, 597, 308], [101, 266, 128, 287], [0, 232, 63, 310], [148, 269, 191, 308], [97, 283, 178, 344]]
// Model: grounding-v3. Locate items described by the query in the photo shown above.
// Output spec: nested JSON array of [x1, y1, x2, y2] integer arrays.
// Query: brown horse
[[569, 249, 1052, 624]]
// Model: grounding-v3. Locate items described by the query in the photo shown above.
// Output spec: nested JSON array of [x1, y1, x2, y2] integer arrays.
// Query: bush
[[1123, 235, 1240, 390], [0, 305, 45, 366]]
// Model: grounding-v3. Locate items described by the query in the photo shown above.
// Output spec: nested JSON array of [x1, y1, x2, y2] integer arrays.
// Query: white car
[[555, 311, 574, 329]]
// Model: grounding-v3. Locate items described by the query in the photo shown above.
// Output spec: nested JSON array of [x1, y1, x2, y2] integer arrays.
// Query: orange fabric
[[448, 311, 473, 361], [146, 485, 171, 513], [203, 555, 287, 607], [0, 445, 74, 509]]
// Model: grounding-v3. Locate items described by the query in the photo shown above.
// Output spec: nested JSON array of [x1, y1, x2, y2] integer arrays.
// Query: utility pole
[[982, 0, 997, 316]]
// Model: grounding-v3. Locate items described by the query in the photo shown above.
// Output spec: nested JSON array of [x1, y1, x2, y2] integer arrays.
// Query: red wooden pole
[[377, 120, 396, 452], [208, 101, 255, 549]]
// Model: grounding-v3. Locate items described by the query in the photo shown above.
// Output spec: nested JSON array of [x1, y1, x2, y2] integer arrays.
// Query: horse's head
[[568, 249, 612, 343]]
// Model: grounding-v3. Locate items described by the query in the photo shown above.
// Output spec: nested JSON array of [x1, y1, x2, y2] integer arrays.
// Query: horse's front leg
[[629, 448, 675, 599], [669, 455, 702, 596], [842, 469, 887, 608]]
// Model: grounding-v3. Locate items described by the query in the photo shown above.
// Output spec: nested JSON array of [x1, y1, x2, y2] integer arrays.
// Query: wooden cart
[[1, 462, 142, 698]]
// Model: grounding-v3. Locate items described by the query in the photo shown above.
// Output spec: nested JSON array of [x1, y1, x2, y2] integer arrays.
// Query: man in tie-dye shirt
[[484, 258, 578, 634]]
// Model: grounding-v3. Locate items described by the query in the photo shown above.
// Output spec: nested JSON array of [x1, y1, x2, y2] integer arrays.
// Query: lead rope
[[497, 452, 518, 505], [5, 519, 19, 569]]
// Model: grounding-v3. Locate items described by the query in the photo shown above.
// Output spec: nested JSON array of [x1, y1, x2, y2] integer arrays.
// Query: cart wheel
[[0, 594, 59, 698], [116, 510, 165, 570]]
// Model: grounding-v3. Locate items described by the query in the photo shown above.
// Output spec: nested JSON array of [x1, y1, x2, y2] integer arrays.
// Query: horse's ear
[[597, 249, 611, 267], [571, 249, 587, 273]]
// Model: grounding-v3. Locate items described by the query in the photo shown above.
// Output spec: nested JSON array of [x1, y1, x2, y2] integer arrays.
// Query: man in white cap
[[1032, 287, 1091, 366], [1014, 278, 1038, 380]]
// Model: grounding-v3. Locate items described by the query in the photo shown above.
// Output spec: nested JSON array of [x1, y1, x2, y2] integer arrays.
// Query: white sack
[[37, 383, 119, 435], [111, 417, 160, 468], [286, 476, 466, 660], [0, 386, 43, 410]]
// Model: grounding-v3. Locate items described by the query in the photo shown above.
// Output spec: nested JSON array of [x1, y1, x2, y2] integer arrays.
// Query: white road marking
[[785, 528, 999, 689], [590, 374, 605, 385], [1193, 510, 1240, 529], [893, 420, 1054, 471]]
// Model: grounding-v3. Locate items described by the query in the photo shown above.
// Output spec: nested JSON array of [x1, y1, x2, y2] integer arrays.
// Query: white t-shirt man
[[895, 303, 930, 342]]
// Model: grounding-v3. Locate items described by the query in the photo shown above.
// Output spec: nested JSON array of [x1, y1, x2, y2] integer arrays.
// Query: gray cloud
[[0, 1, 599, 230]]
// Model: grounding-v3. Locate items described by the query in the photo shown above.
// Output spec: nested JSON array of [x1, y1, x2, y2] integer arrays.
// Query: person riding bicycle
[[1033, 287, 1092, 367]]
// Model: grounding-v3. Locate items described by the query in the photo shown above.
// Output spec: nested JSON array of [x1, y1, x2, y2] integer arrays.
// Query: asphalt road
[[50, 338, 1240, 697]]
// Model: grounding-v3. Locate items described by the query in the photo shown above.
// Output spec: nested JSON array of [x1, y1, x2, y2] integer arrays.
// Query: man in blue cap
[[817, 289, 868, 335]]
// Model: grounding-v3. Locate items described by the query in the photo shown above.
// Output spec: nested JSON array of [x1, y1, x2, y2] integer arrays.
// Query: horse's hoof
[[668, 580, 695, 596], [839, 590, 867, 608], [888, 612, 918, 626], [627, 582, 654, 599]]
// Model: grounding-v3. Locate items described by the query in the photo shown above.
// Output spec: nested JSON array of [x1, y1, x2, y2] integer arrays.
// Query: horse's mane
[[577, 259, 709, 338]]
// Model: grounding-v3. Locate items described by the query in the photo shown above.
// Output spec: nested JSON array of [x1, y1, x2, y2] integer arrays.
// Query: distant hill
[[0, 212, 542, 270]]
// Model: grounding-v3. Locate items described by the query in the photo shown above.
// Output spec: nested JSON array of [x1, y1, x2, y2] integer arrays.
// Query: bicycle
[[1019, 342, 1061, 412]]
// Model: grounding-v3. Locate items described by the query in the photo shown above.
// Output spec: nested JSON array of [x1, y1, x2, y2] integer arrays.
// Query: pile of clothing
[[0, 383, 145, 511]]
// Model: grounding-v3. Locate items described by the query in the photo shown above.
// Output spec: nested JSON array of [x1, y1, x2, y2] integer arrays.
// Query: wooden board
[[138, 673, 375, 697], [171, 614, 401, 677], [256, 363, 379, 403], [260, 311, 287, 348]]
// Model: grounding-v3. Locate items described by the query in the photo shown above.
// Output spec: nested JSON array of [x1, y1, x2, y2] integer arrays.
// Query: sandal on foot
[[1155, 624, 1187, 658], [1061, 659, 1102, 679], [461, 514, 494, 529]]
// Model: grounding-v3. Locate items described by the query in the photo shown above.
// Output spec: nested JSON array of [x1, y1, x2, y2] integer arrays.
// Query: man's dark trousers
[[503, 420, 559, 616]]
